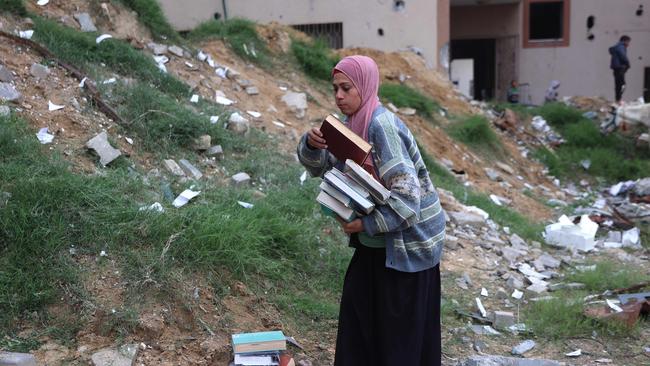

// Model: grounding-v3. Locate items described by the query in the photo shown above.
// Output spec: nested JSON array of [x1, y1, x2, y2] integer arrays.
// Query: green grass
[[115, 0, 180, 42], [447, 115, 505, 158], [187, 18, 269, 65], [565, 261, 648, 292], [379, 83, 439, 121], [290, 38, 340, 81], [32, 17, 188, 97], [0, 0, 27, 16]]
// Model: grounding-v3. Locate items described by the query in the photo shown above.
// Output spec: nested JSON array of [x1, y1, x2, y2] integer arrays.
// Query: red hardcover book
[[320, 114, 372, 166]]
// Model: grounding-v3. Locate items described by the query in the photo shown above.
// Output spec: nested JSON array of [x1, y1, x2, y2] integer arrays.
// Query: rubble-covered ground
[[0, 1, 649, 366]]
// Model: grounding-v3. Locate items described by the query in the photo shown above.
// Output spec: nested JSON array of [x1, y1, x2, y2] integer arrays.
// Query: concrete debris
[[30, 63, 50, 79], [544, 214, 598, 252], [86, 132, 121, 166], [580, 159, 591, 170], [609, 180, 635, 196], [281, 91, 307, 118], [228, 112, 250, 134], [0, 82, 21, 102], [168, 45, 184, 57], [193, 135, 211, 151], [0, 64, 14, 82], [512, 340, 536, 355], [163, 159, 185, 176], [210, 115, 220, 124], [216, 94, 235, 106], [495, 162, 515, 175], [96, 34, 113, 44], [618, 292, 650, 305], [533, 254, 561, 270], [36, 127, 54, 144], [18, 30, 34, 40], [448, 211, 485, 227], [246, 110, 262, 119], [489, 194, 511, 206], [206, 145, 223, 158], [469, 325, 501, 336], [518, 263, 550, 280], [245, 86, 259, 95], [622, 227, 641, 248], [509, 233, 527, 248], [492, 310, 515, 329], [48, 100, 64, 111], [172, 189, 200, 208], [231, 172, 251, 187], [154, 55, 169, 65], [386, 102, 399, 113], [546, 198, 568, 207], [634, 177, 650, 196], [616, 102, 650, 128], [511, 289, 524, 300], [190, 94, 199, 103], [91, 344, 138, 366], [74, 13, 97, 32], [526, 280, 549, 294], [147, 42, 168, 55], [458, 354, 560, 366], [399, 107, 417, 116], [0, 351, 38, 366], [0, 105, 9, 117], [475, 297, 487, 317], [178, 159, 203, 180], [484, 168, 502, 182], [238, 201, 254, 209], [226, 68, 240, 79], [565, 349, 581, 357]]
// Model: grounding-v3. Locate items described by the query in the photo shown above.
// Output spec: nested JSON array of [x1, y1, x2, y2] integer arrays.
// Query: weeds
[[115, 0, 180, 42], [379, 83, 439, 121], [447, 115, 504, 158], [291, 39, 339, 81], [565, 261, 648, 292], [187, 18, 269, 65], [0, 0, 27, 16]]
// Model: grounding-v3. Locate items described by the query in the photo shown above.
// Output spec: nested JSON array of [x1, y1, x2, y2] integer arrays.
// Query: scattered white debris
[[272, 120, 286, 128], [480, 287, 488, 297], [36, 127, 54, 144], [606, 299, 623, 313], [78, 77, 87, 88], [216, 95, 235, 106], [172, 189, 200, 208], [622, 227, 641, 248], [215, 67, 227, 79], [153, 55, 169, 64], [531, 116, 550, 132], [206, 55, 216, 68], [238, 201, 254, 209], [489, 194, 502, 206], [125, 137, 133, 145], [278, 86, 288, 91], [300, 171, 307, 185], [197, 51, 208, 61], [512, 289, 523, 300], [37, 0, 49, 6], [190, 94, 199, 103], [580, 159, 591, 170], [246, 110, 261, 118], [565, 349, 582, 357], [210, 116, 220, 124], [95, 34, 113, 44], [544, 214, 598, 252], [156, 63, 167, 73], [609, 180, 635, 196], [18, 30, 34, 39], [100, 250, 107, 257], [595, 359, 613, 364], [184, 61, 194, 68], [475, 297, 487, 317], [139, 202, 164, 213], [48, 101, 64, 111], [102, 78, 117, 85]]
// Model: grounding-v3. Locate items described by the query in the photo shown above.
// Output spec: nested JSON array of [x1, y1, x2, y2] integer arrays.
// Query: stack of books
[[231, 331, 287, 366]]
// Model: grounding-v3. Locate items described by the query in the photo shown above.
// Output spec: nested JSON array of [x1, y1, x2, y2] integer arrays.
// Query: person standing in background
[[609, 35, 631, 105]]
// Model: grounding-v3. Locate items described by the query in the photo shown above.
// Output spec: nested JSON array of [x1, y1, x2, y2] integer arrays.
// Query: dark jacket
[[609, 42, 630, 70]]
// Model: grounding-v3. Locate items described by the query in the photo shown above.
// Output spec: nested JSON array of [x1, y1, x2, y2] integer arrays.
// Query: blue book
[[232, 331, 286, 354]]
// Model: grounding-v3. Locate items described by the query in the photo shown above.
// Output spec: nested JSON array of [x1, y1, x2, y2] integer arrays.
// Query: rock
[[73, 13, 97, 32], [0, 352, 37, 366], [544, 214, 598, 252], [459, 354, 560, 366], [534, 254, 561, 270], [178, 159, 203, 180], [90, 344, 138, 366], [500, 246, 526, 264], [633, 177, 650, 196], [281, 92, 307, 118], [163, 159, 185, 176], [484, 168, 502, 182], [193, 135, 211, 151], [30, 63, 50, 79], [547, 198, 568, 207], [228, 112, 250, 135], [496, 287, 509, 299], [473, 340, 488, 353], [492, 310, 515, 329], [0, 105, 10, 117], [236, 78, 252, 87], [469, 325, 501, 336], [496, 162, 515, 175], [509, 233, 527, 248], [0, 64, 14, 82], [506, 276, 524, 290], [226, 68, 240, 79], [0, 82, 21, 102], [448, 211, 485, 227], [86, 132, 121, 166], [526, 281, 548, 294], [206, 145, 223, 158], [245, 86, 259, 95], [168, 45, 184, 57], [147, 42, 168, 55], [231, 172, 251, 187], [399, 107, 417, 116], [512, 340, 536, 355]]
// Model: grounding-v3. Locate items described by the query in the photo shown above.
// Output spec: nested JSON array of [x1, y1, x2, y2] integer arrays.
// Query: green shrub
[[187, 18, 269, 65], [0, 0, 27, 15], [116, 0, 180, 41], [379, 83, 438, 120], [447, 115, 503, 155], [535, 102, 584, 127], [291, 39, 339, 81]]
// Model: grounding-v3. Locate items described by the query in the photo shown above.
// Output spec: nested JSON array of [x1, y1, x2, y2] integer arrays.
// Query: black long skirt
[[334, 243, 441, 366]]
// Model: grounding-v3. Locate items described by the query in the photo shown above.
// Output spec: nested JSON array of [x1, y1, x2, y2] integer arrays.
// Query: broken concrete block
[[281, 91, 307, 118], [495, 162, 515, 175], [0, 351, 37, 366], [73, 13, 97, 32], [533, 253, 561, 270], [163, 159, 185, 176], [231, 172, 251, 187], [506, 276, 524, 290], [526, 281, 548, 294], [399, 107, 417, 116], [544, 214, 597, 252], [90, 344, 138, 366], [178, 159, 203, 180], [496, 287, 509, 299], [509, 233, 527, 248], [459, 354, 560, 366], [86, 132, 121, 166], [206, 145, 223, 158], [512, 340, 536, 355], [30, 63, 50, 79], [147, 42, 168, 55], [634, 177, 650, 196], [226, 68, 240, 79], [245, 86, 259, 95], [193, 135, 211, 151], [492, 310, 515, 329], [228, 112, 250, 135], [484, 167, 502, 182], [469, 325, 501, 336], [0, 105, 10, 117], [622, 227, 641, 248], [0, 65, 14, 83], [0, 82, 21, 102], [168, 45, 184, 57], [448, 211, 485, 227]]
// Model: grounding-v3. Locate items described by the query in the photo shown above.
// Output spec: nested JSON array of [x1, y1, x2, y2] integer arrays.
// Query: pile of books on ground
[[231, 330, 294, 366], [317, 159, 390, 222]]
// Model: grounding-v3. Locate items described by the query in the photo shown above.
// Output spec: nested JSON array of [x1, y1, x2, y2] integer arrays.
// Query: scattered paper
[[19, 30, 34, 39], [139, 202, 164, 213], [565, 349, 582, 357], [480, 287, 488, 297], [475, 297, 487, 317], [79, 77, 87, 88], [512, 289, 524, 300], [246, 110, 261, 118], [36, 127, 54, 144], [102, 78, 117, 85], [95, 34, 112, 44], [606, 299, 623, 313], [153, 55, 169, 64], [37, 0, 49, 6], [210, 116, 220, 124], [48, 101, 64, 111], [215, 95, 235, 106], [272, 120, 286, 128], [190, 94, 199, 103], [172, 189, 200, 208], [238, 201, 254, 209]]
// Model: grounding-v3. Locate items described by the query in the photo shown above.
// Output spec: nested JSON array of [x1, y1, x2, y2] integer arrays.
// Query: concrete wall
[[158, 0, 442, 68], [519, 0, 650, 104]]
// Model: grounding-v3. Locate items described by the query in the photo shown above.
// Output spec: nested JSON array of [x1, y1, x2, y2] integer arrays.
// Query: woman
[[297, 55, 446, 366]]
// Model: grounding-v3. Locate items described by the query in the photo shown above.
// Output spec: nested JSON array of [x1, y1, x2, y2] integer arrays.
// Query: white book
[[319, 181, 352, 207], [324, 171, 374, 215], [344, 159, 391, 204], [317, 191, 356, 222], [234, 354, 279, 365]]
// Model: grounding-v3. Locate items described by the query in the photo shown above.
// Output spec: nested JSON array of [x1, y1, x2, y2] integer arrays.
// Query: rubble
[[74, 13, 98, 32], [245, 86, 260, 95], [86, 132, 121, 166], [147, 42, 168, 55], [206, 145, 224, 158], [0, 105, 10, 117], [492, 310, 515, 329], [634, 178, 650, 196], [30, 63, 50, 79], [0, 351, 37, 366], [0, 64, 14, 82], [228, 112, 250, 134], [484, 168, 502, 182], [231, 172, 251, 187], [544, 215, 598, 252], [172, 189, 200, 208], [193, 135, 211, 151], [91, 344, 138, 366], [512, 340, 536, 355], [36, 127, 54, 144], [0, 82, 21, 102], [281, 91, 307, 118], [168, 45, 184, 57], [163, 159, 185, 176], [458, 354, 560, 366], [178, 159, 203, 180]]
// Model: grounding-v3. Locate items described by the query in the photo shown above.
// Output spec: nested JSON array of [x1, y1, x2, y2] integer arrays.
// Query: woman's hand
[[307, 127, 327, 150], [337, 218, 364, 234]]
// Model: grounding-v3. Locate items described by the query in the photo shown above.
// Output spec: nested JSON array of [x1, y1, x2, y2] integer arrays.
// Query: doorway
[[450, 39, 496, 100]]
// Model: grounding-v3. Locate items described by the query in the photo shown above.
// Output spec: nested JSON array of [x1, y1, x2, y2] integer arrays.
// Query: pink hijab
[[333, 56, 381, 174]]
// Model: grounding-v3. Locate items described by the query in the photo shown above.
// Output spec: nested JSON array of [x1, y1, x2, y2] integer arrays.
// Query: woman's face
[[333, 72, 361, 116]]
